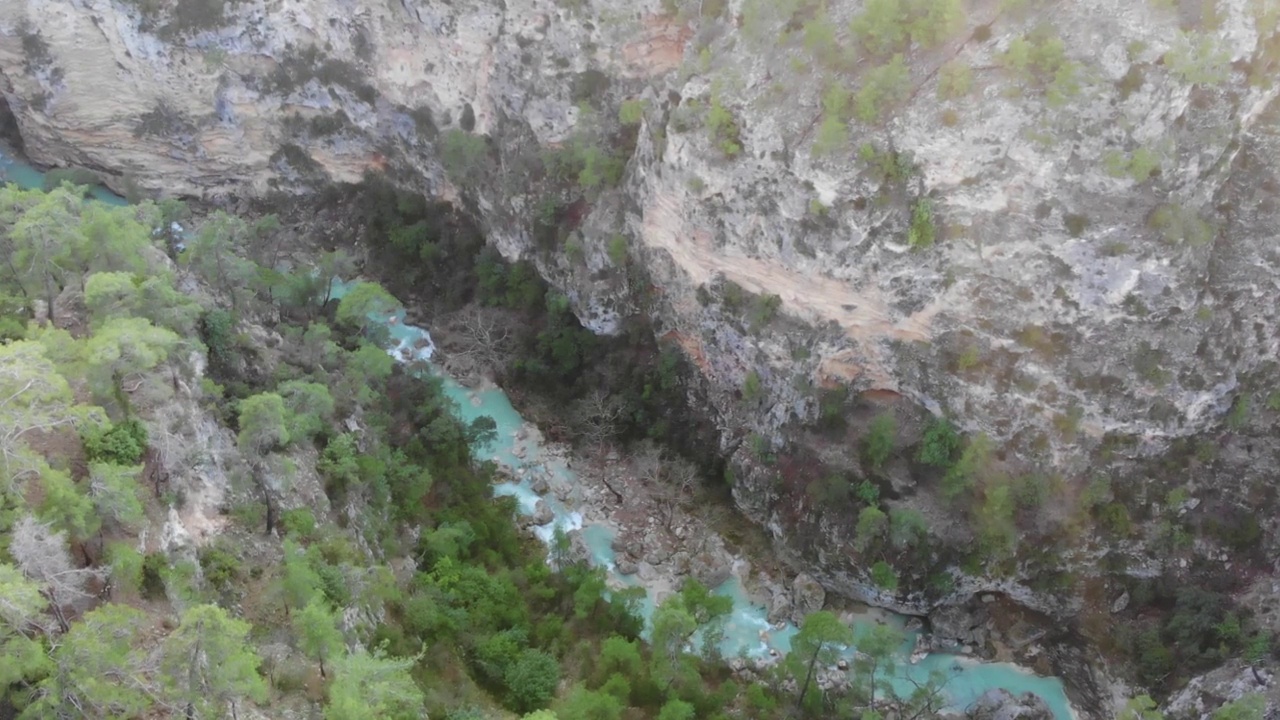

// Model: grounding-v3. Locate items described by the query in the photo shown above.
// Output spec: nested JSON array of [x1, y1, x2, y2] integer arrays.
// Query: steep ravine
[[4, 0, 1280, 715]]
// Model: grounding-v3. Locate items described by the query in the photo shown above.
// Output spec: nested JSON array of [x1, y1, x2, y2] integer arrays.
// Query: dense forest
[[0, 182, 918, 720]]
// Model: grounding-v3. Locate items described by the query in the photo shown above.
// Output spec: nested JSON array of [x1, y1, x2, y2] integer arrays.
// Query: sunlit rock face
[[4, 0, 1280, 706]]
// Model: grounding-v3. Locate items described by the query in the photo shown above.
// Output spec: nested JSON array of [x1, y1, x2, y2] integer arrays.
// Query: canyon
[[4, 0, 1280, 716]]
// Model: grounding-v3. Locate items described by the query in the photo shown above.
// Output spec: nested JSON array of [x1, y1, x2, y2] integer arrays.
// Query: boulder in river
[[930, 601, 992, 650], [555, 530, 591, 567], [767, 590, 793, 625], [966, 688, 1054, 720], [791, 573, 826, 622], [528, 501, 554, 527], [643, 534, 671, 565], [689, 550, 731, 589]]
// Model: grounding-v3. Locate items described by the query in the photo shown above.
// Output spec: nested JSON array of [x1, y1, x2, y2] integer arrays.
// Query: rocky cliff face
[[5, 0, 1280, 712]]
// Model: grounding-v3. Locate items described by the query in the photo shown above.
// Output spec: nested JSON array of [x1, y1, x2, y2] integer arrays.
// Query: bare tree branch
[[439, 306, 516, 377], [10, 516, 103, 632]]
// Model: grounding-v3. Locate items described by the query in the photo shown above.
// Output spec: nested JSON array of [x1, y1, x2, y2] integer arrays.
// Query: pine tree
[[294, 598, 343, 678], [160, 604, 267, 720], [325, 648, 424, 720]]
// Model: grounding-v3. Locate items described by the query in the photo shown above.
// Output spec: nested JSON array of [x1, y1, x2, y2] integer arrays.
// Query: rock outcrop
[[930, 600, 992, 652], [790, 571, 826, 623], [967, 689, 1055, 720], [1164, 661, 1278, 719]]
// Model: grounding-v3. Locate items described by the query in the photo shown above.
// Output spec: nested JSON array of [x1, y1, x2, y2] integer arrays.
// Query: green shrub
[[929, 571, 955, 595], [907, 0, 965, 48], [43, 167, 102, 192], [281, 508, 317, 539], [1000, 29, 1081, 105], [570, 69, 611, 103], [854, 506, 888, 552], [107, 543, 144, 596], [261, 45, 377, 103], [818, 387, 848, 430], [1149, 203, 1214, 246], [1064, 213, 1089, 237], [1134, 628, 1175, 685], [160, 0, 234, 38], [870, 561, 898, 590], [121, 0, 165, 16], [1212, 694, 1265, 720], [314, 561, 352, 607], [199, 308, 238, 371], [720, 280, 746, 311], [563, 236, 585, 263], [503, 649, 560, 712], [937, 60, 973, 99], [859, 142, 915, 184], [1097, 502, 1132, 536], [975, 481, 1018, 559], [803, 12, 841, 66], [813, 115, 849, 157], [743, 371, 763, 402], [862, 413, 897, 469], [135, 102, 197, 139], [749, 433, 774, 464], [854, 480, 880, 505], [943, 433, 993, 499], [907, 199, 936, 249], [1165, 31, 1231, 85], [706, 96, 743, 157], [606, 235, 628, 266], [814, 84, 852, 157], [618, 99, 646, 126], [141, 552, 168, 600], [1117, 63, 1146, 98], [748, 294, 782, 331], [0, 297, 26, 341], [919, 417, 960, 468], [1136, 146, 1167, 180], [855, 55, 911, 123], [851, 0, 963, 56], [1206, 510, 1262, 552], [850, 0, 908, 56], [701, 0, 727, 18], [889, 507, 927, 548], [308, 111, 350, 136], [440, 129, 490, 186], [1228, 395, 1250, 430], [576, 146, 625, 191], [198, 546, 242, 592], [82, 419, 149, 465], [1103, 147, 1161, 182]]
